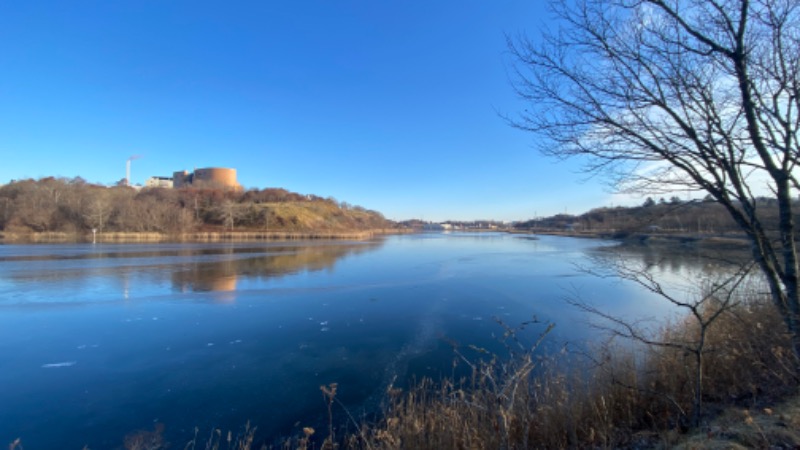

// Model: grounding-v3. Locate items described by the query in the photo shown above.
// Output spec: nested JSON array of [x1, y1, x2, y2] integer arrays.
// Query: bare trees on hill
[[517, 196, 796, 235], [0, 177, 388, 234]]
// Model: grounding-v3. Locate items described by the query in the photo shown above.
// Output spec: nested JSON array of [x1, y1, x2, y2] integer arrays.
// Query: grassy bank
[[531, 229, 752, 249], [0, 228, 407, 243]]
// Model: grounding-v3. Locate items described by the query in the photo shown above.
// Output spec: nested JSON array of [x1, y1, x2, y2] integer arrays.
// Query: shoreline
[[0, 228, 751, 249], [519, 228, 751, 248], [0, 228, 409, 244]]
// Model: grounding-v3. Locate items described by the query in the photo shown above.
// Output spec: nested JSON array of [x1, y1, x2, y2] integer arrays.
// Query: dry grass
[[94, 232, 167, 242], [183, 422, 262, 450], [255, 201, 389, 232], [184, 231, 379, 241], [0, 229, 404, 243], [0, 231, 75, 242], [123, 423, 166, 450], [674, 398, 800, 449]]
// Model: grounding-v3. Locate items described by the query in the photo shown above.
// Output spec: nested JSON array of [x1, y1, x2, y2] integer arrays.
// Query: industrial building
[[172, 167, 240, 190], [145, 176, 174, 188]]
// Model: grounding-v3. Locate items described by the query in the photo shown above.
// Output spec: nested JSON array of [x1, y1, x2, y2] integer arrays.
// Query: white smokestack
[[126, 155, 142, 186]]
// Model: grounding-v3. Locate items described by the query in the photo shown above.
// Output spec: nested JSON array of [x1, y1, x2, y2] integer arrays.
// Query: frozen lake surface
[[0, 233, 726, 448]]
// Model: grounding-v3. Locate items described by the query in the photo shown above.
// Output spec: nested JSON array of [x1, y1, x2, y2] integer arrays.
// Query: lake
[[0, 233, 736, 448]]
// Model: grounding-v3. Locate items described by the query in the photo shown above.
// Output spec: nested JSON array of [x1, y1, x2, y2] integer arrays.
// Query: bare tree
[[260, 206, 271, 231], [219, 199, 239, 231], [573, 257, 754, 426], [509, 0, 800, 359], [17, 189, 55, 232], [84, 194, 112, 233]]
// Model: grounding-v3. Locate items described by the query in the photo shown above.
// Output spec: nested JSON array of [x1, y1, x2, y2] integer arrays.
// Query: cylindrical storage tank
[[194, 167, 238, 188]]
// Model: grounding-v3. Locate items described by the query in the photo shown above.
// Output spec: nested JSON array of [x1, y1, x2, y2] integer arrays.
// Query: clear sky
[[0, 1, 639, 222]]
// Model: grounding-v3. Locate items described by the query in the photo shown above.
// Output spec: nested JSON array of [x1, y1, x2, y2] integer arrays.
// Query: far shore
[[0, 228, 409, 244], [0, 227, 752, 249], [523, 228, 751, 248]]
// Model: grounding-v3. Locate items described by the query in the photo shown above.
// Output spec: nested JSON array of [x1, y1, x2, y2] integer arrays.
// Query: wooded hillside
[[0, 177, 391, 234], [516, 196, 796, 237]]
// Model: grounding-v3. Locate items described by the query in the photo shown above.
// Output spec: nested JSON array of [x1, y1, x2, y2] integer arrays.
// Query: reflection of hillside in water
[[592, 242, 753, 280], [171, 242, 382, 294], [0, 241, 384, 306]]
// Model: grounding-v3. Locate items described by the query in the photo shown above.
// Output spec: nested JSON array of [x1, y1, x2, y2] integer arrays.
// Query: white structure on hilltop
[[145, 176, 174, 188]]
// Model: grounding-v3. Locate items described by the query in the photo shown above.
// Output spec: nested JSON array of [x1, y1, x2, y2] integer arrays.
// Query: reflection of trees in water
[[170, 242, 383, 293], [0, 241, 384, 302], [593, 244, 753, 281]]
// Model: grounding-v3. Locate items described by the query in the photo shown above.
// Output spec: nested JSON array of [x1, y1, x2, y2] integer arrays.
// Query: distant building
[[173, 167, 240, 190], [423, 223, 445, 231], [145, 176, 174, 188], [172, 170, 191, 188], [565, 222, 583, 231]]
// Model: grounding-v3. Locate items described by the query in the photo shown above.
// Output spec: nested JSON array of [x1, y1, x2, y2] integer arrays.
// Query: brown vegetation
[[516, 196, 798, 240], [0, 177, 393, 240]]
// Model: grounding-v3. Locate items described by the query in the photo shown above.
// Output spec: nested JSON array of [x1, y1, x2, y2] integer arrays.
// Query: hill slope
[[0, 177, 392, 236]]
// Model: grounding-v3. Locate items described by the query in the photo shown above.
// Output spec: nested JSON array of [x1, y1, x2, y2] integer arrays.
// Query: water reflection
[[171, 243, 383, 291], [0, 240, 385, 306], [587, 241, 756, 306], [593, 242, 752, 276]]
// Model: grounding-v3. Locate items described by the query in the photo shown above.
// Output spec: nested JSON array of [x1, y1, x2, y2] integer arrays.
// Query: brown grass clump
[[676, 398, 800, 449], [183, 422, 263, 450], [123, 423, 166, 450], [0, 229, 407, 243]]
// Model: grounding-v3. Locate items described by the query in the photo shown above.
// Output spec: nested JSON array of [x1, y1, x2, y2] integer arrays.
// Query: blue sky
[[0, 1, 636, 222]]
